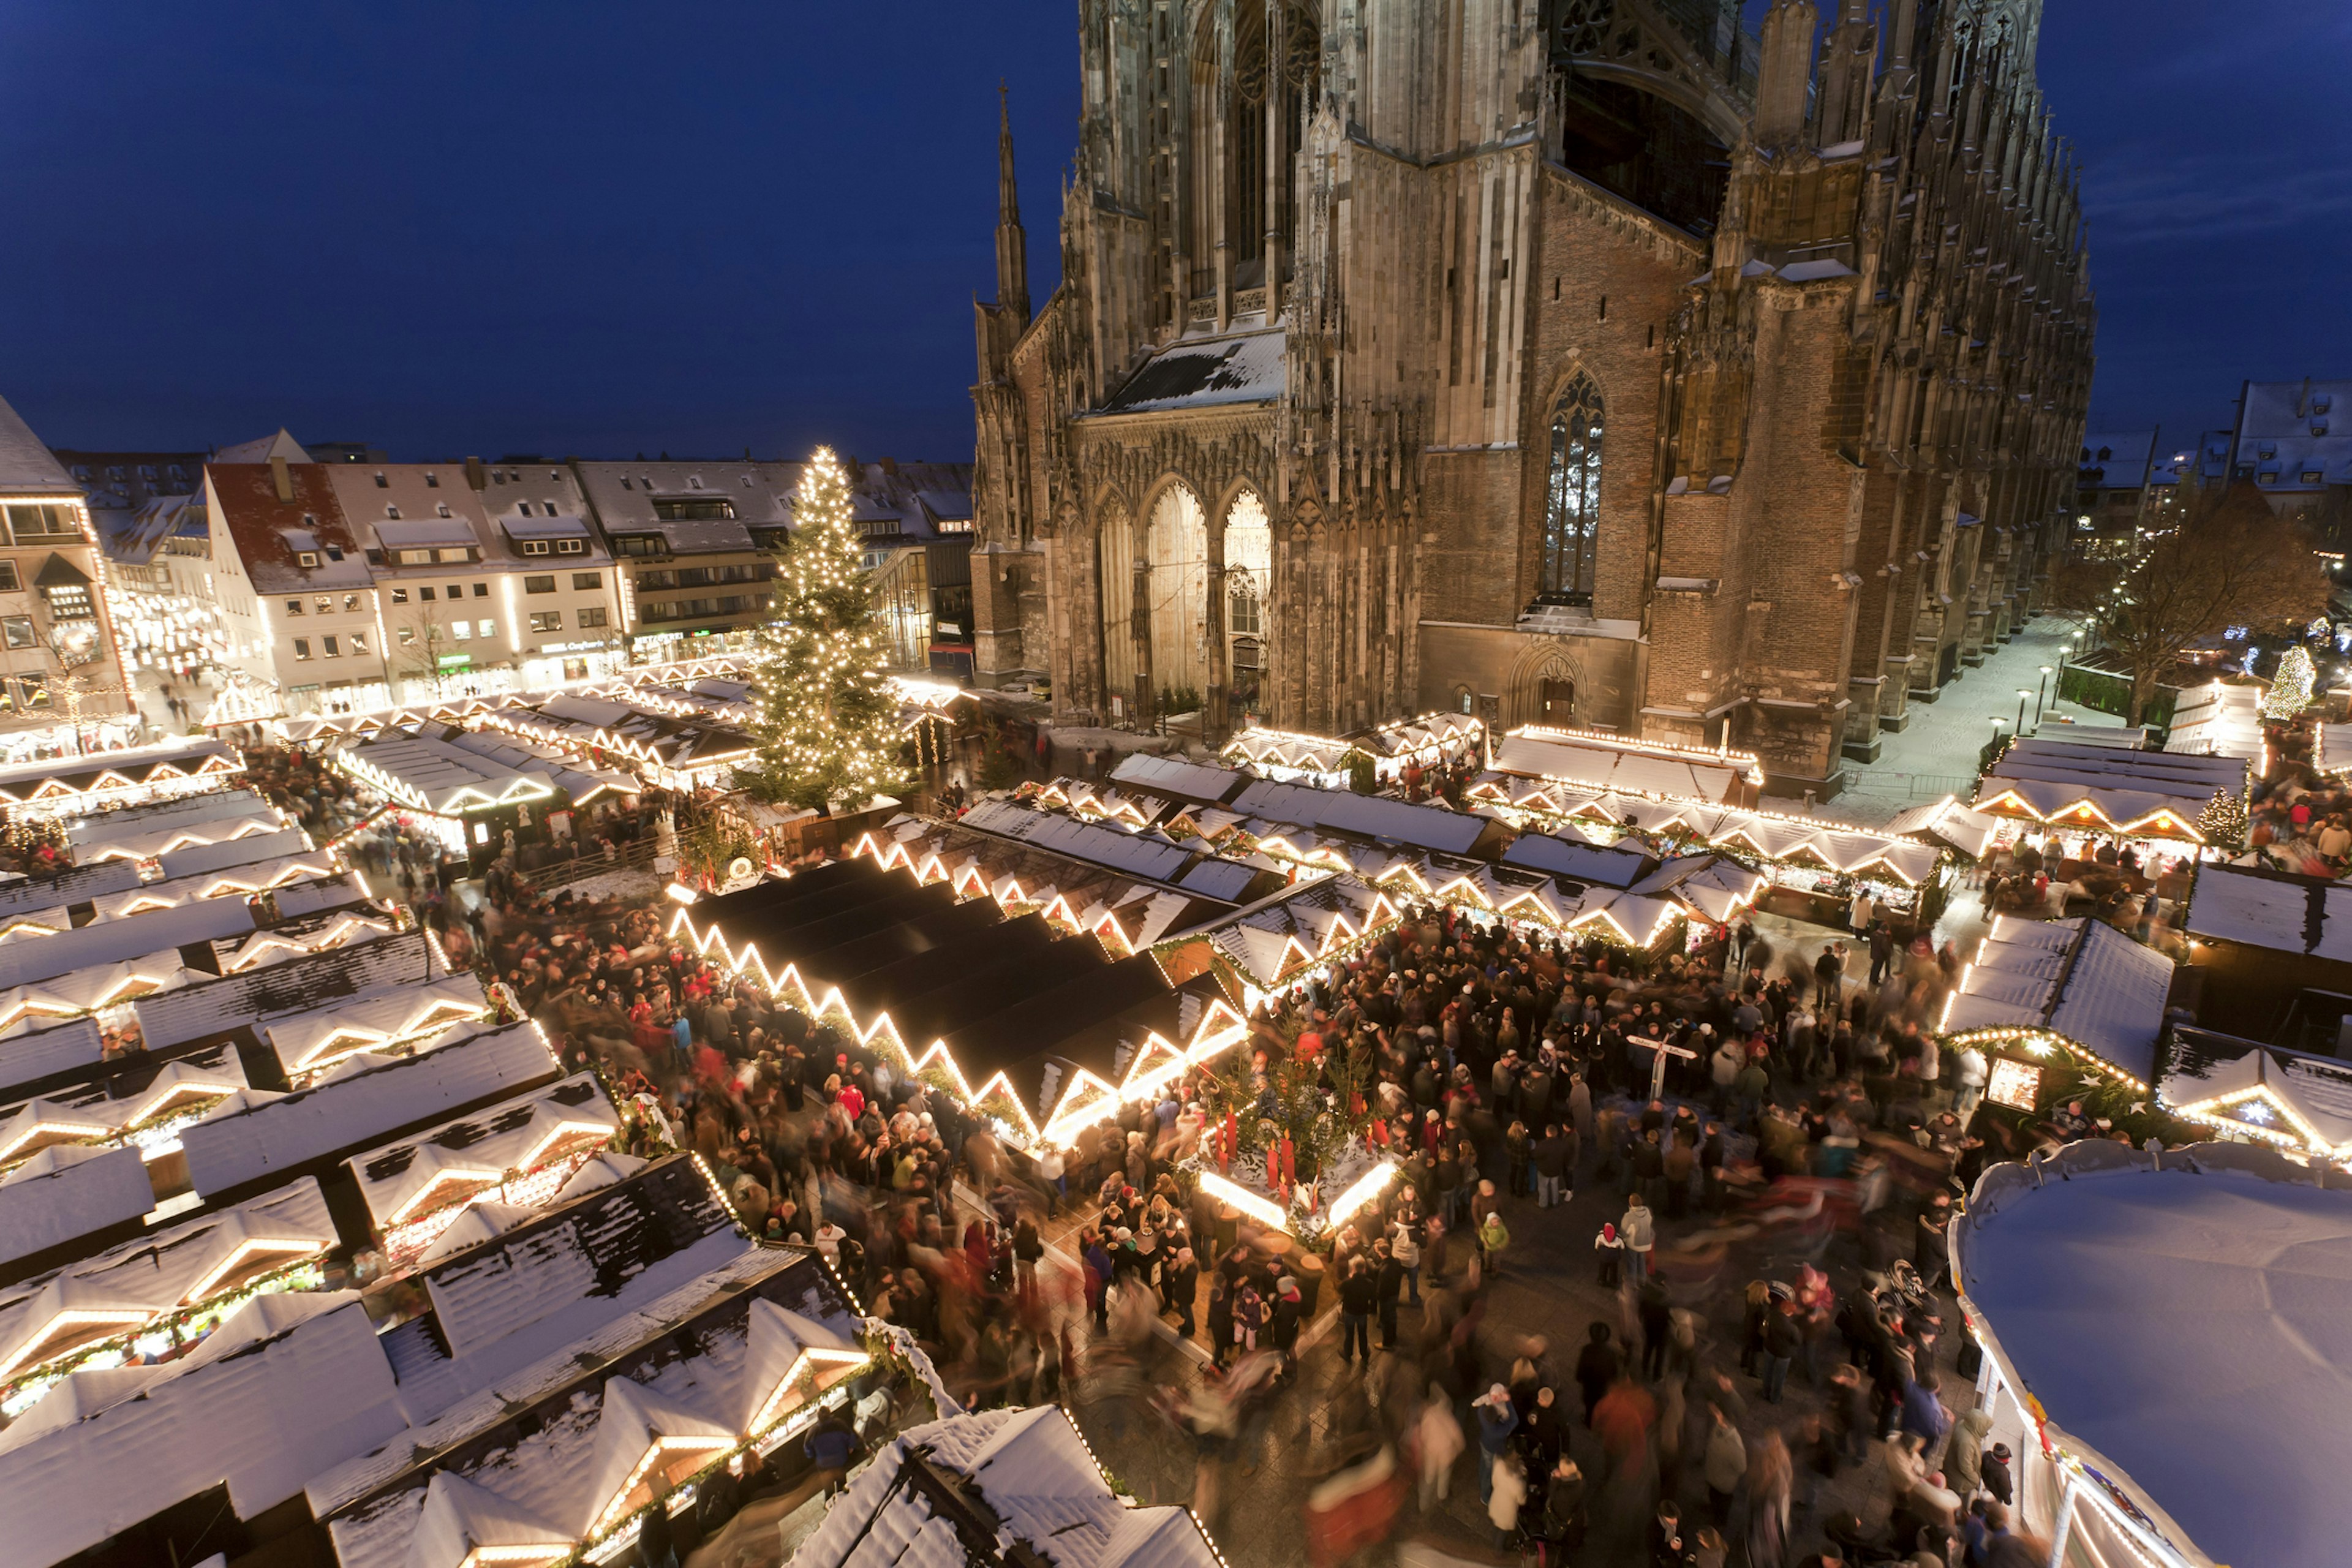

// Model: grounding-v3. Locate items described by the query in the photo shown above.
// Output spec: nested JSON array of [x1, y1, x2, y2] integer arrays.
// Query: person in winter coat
[[1473, 1384, 1520, 1504], [1338, 1257, 1379, 1364], [1477, 1211, 1511, 1276], [1374, 1239, 1408, 1348], [1981, 1441, 2016, 1507], [1594, 1220, 1624, 1286], [1487, 1450, 1528, 1547], [1415, 1384, 1466, 1511], [1620, 1196, 1655, 1282], [1389, 1218, 1422, 1304], [1945, 1404, 1994, 1499], [1574, 1322, 1620, 1424], [1540, 1457, 1588, 1553], [1702, 1406, 1746, 1525]]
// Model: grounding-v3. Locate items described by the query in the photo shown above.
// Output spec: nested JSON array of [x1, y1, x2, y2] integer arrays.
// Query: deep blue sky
[[2, 1, 2345, 463]]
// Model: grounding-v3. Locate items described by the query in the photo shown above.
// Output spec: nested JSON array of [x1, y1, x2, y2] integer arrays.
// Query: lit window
[[345, 594, 361, 611], [450, 620, 471, 639], [0, 563, 18, 593], [477, 618, 494, 639], [398, 626, 414, 644], [297, 551, 319, 568], [391, 587, 409, 603], [314, 596, 332, 614], [522, 540, 551, 556], [350, 631, 369, 654], [1, 617, 33, 649], [530, 611, 562, 633]]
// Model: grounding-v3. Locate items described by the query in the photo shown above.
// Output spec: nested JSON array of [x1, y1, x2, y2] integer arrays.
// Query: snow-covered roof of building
[[959, 798, 1200, 883], [0, 737, 243, 810], [0, 1018, 104, 1099], [791, 1404, 1226, 1568], [2077, 430, 2157, 491], [1094, 328, 1286, 415], [1489, 725, 1760, 802], [178, 1020, 558, 1202], [1499, 834, 1654, 886], [0, 1291, 407, 1568], [0, 897, 255, 993], [1957, 1147, 2352, 1568], [2230, 378, 2352, 495], [0, 394, 78, 497], [70, 799, 287, 863], [335, 728, 562, 816], [1940, 915, 2174, 1084], [1878, 795, 2003, 859]]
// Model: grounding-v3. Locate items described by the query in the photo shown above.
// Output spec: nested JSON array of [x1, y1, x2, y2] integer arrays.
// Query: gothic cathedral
[[969, 0, 2092, 799]]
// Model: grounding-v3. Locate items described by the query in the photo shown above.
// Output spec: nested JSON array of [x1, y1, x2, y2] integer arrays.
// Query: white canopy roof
[[1958, 1148, 2352, 1568], [263, 975, 496, 1079], [1941, 915, 2174, 1085]]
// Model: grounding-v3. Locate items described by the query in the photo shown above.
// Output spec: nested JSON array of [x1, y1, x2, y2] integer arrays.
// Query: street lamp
[[2016, 689, 2032, 736], [2037, 665, 2054, 725]]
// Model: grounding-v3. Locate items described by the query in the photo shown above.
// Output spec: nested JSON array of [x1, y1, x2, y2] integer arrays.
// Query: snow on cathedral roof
[[1093, 328, 1286, 416]]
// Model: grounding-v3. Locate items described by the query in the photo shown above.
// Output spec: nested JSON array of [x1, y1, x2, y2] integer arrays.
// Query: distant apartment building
[[2214, 379, 2352, 544], [56, 449, 222, 698], [205, 452, 391, 715], [570, 460, 786, 660], [0, 398, 140, 754], [839, 459, 975, 676], [320, 458, 622, 701], [2073, 431, 2159, 559]]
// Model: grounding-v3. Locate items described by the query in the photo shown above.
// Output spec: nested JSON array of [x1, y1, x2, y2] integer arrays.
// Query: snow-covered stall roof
[[263, 974, 497, 1081], [151, 824, 317, 881], [959, 798, 1200, 883], [346, 1073, 616, 1230], [0, 1292, 407, 1568], [2165, 680, 2266, 763], [2160, 1028, 2352, 1157], [334, 729, 560, 816], [0, 897, 255, 992], [1956, 1147, 2352, 1568], [178, 1021, 559, 1202], [2182, 863, 2352, 962], [0, 1177, 336, 1390], [0, 737, 243, 812], [0, 1144, 154, 1274], [1977, 736, 2245, 839], [1939, 915, 2174, 1085], [70, 798, 285, 862], [0, 1018, 103, 1098], [1489, 725, 1760, 802], [1499, 833, 1654, 887], [791, 1404, 1226, 1568], [1109, 751, 1252, 805], [135, 931, 445, 1051], [1878, 794, 2003, 859], [311, 1247, 853, 1568], [1229, 778, 1499, 856]]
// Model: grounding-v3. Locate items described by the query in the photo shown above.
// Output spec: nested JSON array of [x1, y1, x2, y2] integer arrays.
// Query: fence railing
[[516, 837, 660, 890]]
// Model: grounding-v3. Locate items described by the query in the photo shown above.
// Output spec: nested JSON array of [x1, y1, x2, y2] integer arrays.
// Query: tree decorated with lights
[[2263, 644, 2317, 720], [2196, 788, 2248, 851], [744, 448, 904, 812]]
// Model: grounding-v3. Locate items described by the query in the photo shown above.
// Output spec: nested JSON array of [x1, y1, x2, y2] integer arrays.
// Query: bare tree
[[2050, 482, 2332, 724], [390, 603, 454, 703]]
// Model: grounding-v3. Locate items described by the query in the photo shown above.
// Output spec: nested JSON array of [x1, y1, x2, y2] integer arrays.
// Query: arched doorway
[[1144, 485, 1210, 714], [1223, 491, 1273, 721]]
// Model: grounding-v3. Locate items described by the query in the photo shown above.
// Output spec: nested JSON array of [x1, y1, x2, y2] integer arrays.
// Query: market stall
[[2159, 1024, 2352, 1158], [0, 737, 244, 825], [1975, 735, 2245, 851], [1954, 1141, 2352, 1568], [2176, 861, 2352, 1042], [1938, 914, 2176, 1112], [1484, 723, 1763, 807]]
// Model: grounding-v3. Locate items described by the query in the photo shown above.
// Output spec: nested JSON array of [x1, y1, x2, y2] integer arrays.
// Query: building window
[[1541, 375, 1604, 601], [522, 540, 551, 556], [322, 635, 340, 657], [420, 586, 435, 601], [530, 610, 562, 633], [437, 503, 452, 518], [472, 581, 489, 597], [386, 505, 401, 520], [399, 549, 434, 565], [285, 598, 304, 616], [477, 618, 495, 639], [325, 543, 344, 560], [557, 538, 586, 555], [373, 473, 388, 488], [446, 582, 464, 598], [345, 594, 361, 611], [1457, 684, 1475, 714], [1, 617, 32, 649], [1228, 579, 1262, 636], [298, 551, 319, 568], [391, 587, 409, 603], [314, 595, 332, 614], [439, 549, 471, 565], [578, 606, 609, 628], [18, 676, 47, 709], [525, 575, 556, 593], [653, 497, 735, 521], [572, 571, 601, 590], [0, 563, 18, 593], [293, 638, 312, 660], [350, 631, 369, 654], [517, 502, 534, 518], [425, 472, 439, 488], [398, 626, 415, 644], [451, 620, 470, 639]]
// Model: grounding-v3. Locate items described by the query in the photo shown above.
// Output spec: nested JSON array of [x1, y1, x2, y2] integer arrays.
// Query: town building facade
[[970, 0, 2095, 794], [0, 399, 140, 754]]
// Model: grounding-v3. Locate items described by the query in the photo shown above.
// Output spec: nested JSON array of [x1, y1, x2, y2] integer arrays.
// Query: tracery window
[[1542, 377, 1604, 601]]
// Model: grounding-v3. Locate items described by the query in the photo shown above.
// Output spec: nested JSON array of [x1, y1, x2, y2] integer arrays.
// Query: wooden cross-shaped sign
[[1648, 1037, 1700, 1104]]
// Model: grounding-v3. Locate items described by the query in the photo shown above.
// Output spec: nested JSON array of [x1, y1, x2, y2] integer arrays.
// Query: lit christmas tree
[[2263, 644, 2317, 719], [2196, 788, 2248, 850], [744, 448, 905, 812]]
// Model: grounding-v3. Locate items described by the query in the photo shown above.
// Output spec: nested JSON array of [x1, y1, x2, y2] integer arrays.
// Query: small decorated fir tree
[[2263, 644, 2317, 720], [744, 448, 905, 812], [2196, 788, 2248, 851]]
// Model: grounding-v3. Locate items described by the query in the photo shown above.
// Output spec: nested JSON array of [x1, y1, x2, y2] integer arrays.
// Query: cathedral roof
[[1094, 329, 1285, 416]]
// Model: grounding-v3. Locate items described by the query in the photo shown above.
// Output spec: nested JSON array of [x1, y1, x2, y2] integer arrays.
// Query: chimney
[[269, 454, 292, 503], [465, 456, 486, 491]]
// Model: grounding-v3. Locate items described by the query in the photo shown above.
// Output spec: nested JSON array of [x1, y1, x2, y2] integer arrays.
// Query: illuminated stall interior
[[1973, 735, 2246, 864]]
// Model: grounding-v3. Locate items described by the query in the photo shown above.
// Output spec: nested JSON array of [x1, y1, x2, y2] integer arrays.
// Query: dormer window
[[325, 543, 344, 561], [621, 477, 633, 490], [688, 475, 703, 489], [374, 472, 388, 488], [557, 538, 586, 555], [492, 470, 505, 484], [522, 540, 552, 556], [518, 502, 534, 517], [425, 472, 440, 488], [436, 503, 451, 517], [385, 505, 401, 519], [298, 551, 319, 568]]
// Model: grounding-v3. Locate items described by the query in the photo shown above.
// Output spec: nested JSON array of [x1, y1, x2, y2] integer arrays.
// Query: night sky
[[1, 1, 2343, 464]]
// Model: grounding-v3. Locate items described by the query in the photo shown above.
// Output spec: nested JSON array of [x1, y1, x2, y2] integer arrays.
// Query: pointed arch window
[[1542, 377, 1604, 601]]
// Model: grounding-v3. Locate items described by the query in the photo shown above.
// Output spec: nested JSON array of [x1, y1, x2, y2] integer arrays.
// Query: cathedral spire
[[994, 83, 1031, 325]]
